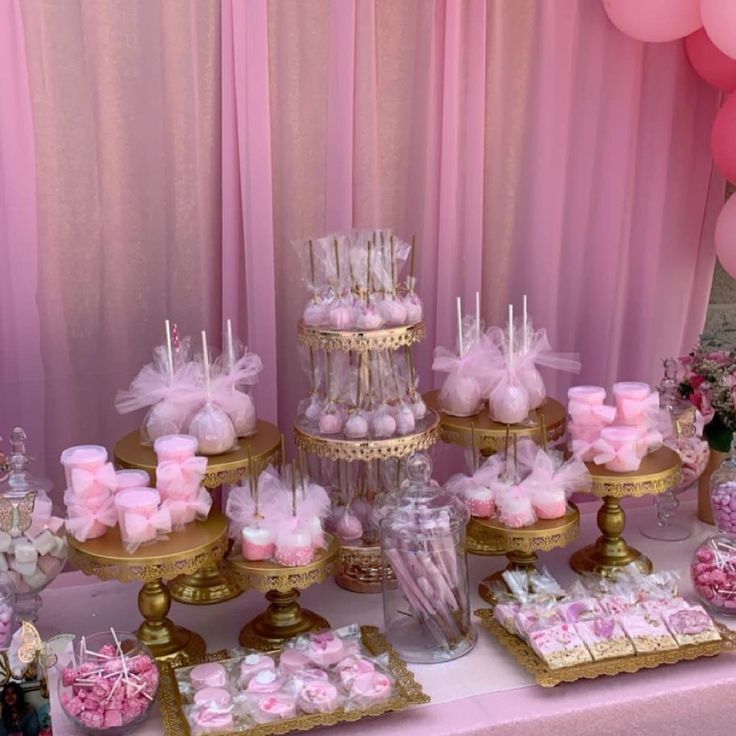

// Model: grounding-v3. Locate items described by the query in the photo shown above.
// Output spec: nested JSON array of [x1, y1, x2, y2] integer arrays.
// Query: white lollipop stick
[[523, 294, 529, 352], [201, 330, 211, 399], [508, 304, 514, 370], [456, 296, 464, 357], [475, 291, 481, 343], [226, 318, 236, 369], [164, 319, 174, 379]]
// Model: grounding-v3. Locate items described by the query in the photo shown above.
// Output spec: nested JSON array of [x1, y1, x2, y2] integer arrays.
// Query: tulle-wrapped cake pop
[[187, 331, 237, 456]]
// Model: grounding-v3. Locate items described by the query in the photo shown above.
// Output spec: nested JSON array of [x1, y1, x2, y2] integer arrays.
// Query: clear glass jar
[[710, 435, 736, 534], [0, 574, 16, 648], [380, 452, 476, 663], [0, 428, 68, 622], [691, 535, 736, 615]]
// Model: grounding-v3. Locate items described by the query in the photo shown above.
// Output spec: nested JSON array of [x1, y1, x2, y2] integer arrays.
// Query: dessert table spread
[[46, 495, 735, 736]]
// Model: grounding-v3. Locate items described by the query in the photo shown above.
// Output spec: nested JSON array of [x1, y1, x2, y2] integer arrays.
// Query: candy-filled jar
[[709, 436, 736, 535], [0, 428, 68, 622], [691, 536, 736, 615], [0, 575, 16, 648], [379, 453, 476, 663]]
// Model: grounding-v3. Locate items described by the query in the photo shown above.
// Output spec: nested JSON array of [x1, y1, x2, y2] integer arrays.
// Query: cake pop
[[336, 508, 363, 543]]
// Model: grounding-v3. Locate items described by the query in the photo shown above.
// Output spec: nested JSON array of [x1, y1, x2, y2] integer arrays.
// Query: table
[[45, 495, 735, 736]]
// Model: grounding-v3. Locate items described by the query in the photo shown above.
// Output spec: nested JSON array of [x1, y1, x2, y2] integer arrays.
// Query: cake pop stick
[[201, 331, 211, 398], [508, 303, 514, 371], [367, 238, 373, 301], [390, 236, 397, 297], [308, 240, 317, 295], [291, 461, 297, 518], [280, 434, 286, 471], [409, 235, 416, 291], [333, 238, 341, 292], [164, 320, 174, 379], [523, 294, 529, 353], [540, 413, 548, 452], [475, 292, 481, 343], [456, 297, 464, 357], [471, 422, 478, 471], [226, 318, 236, 369]]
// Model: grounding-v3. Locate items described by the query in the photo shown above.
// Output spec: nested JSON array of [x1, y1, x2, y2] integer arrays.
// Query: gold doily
[[297, 321, 425, 353]]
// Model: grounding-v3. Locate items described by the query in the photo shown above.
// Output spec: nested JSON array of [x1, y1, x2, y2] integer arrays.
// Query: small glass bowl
[[58, 631, 158, 735]]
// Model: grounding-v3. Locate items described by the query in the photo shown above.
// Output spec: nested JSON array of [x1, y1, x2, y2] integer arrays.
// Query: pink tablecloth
[[45, 495, 736, 736]]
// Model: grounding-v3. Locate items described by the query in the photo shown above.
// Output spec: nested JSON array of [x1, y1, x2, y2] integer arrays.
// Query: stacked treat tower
[[293, 230, 439, 592]]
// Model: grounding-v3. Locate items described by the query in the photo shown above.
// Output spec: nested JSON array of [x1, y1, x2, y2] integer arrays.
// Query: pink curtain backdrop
[[0, 1, 45, 457], [0, 0, 723, 483]]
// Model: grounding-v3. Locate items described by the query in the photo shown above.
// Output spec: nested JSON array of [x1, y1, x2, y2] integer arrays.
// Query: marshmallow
[[14, 541, 38, 566], [0, 555, 8, 573], [10, 558, 37, 578], [22, 569, 50, 590], [32, 530, 58, 556], [0, 532, 11, 553]]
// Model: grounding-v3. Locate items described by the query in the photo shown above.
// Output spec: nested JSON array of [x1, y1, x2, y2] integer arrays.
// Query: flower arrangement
[[678, 334, 736, 451]]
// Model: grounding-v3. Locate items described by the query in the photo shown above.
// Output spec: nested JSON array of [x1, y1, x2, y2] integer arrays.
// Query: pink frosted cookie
[[247, 669, 284, 694], [336, 655, 375, 690], [575, 618, 635, 660], [190, 662, 227, 690], [307, 631, 345, 666], [349, 672, 392, 706], [528, 623, 592, 669], [252, 693, 297, 723], [557, 598, 603, 623], [278, 648, 310, 676], [514, 607, 564, 637], [297, 681, 341, 714], [194, 688, 232, 708], [598, 595, 636, 616], [662, 605, 721, 646], [300, 667, 330, 682], [493, 603, 520, 634], [238, 654, 276, 687], [619, 612, 678, 654], [193, 706, 233, 730]]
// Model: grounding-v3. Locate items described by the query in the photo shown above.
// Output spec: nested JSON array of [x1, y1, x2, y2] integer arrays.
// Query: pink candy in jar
[[691, 537, 736, 614], [613, 381, 655, 427], [710, 482, 736, 534], [114, 469, 152, 491]]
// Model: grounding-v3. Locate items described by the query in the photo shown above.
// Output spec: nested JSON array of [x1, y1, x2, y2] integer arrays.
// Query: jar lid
[[380, 453, 468, 538], [0, 428, 52, 501]]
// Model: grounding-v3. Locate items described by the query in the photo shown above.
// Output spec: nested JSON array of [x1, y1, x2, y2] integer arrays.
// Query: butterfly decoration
[[0, 491, 37, 535], [4, 622, 73, 685]]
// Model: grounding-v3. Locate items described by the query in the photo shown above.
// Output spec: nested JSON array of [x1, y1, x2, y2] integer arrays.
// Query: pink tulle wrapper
[[225, 481, 257, 539], [568, 400, 616, 428], [121, 507, 171, 553], [615, 391, 660, 428], [70, 463, 117, 498], [187, 402, 237, 456], [524, 450, 591, 499], [156, 456, 208, 500], [433, 348, 486, 417], [162, 487, 212, 529], [488, 372, 530, 425], [591, 437, 641, 473], [212, 352, 262, 437], [67, 497, 118, 542]]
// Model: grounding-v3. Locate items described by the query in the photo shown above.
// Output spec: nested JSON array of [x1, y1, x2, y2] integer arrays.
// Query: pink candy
[[711, 483, 736, 534], [691, 537, 736, 612]]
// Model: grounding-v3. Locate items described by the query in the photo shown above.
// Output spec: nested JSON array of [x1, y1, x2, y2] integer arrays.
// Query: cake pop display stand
[[114, 422, 282, 605], [297, 320, 426, 354], [68, 512, 229, 665], [569, 446, 682, 577], [468, 504, 580, 604], [225, 533, 340, 651]]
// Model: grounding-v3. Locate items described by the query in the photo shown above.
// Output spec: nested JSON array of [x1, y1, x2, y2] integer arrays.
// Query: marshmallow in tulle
[[336, 510, 363, 543], [307, 516, 325, 548], [319, 408, 343, 435], [465, 486, 494, 517], [242, 525, 275, 561], [66, 497, 118, 542], [156, 456, 208, 499], [403, 292, 423, 324], [162, 487, 212, 528], [275, 529, 314, 567], [303, 394, 324, 424], [592, 426, 641, 472], [395, 404, 416, 435], [188, 402, 237, 455], [224, 482, 257, 538], [371, 407, 396, 437], [344, 412, 369, 438], [355, 303, 384, 330], [303, 300, 328, 326], [495, 487, 536, 528], [488, 375, 530, 425], [70, 462, 117, 498], [378, 295, 408, 326], [530, 488, 566, 519], [328, 301, 354, 329]]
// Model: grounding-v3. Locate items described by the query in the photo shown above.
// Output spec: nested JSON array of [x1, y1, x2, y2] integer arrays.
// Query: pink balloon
[[686, 28, 736, 91], [715, 195, 736, 279], [602, 0, 702, 42], [711, 93, 736, 182], [701, 0, 736, 61]]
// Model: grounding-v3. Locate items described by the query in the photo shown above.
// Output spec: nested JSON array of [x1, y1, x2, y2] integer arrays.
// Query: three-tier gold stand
[[225, 533, 340, 651], [114, 422, 282, 605], [569, 446, 681, 577], [295, 322, 440, 593], [68, 512, 229, 665]]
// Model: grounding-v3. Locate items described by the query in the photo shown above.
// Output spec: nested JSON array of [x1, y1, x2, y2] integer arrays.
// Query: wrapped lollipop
[[344, 354, 369, 439], [274, 464, 316, 567], [212, 320, 261, 438], [327, 237, 356, 329], [187, 331, 237, 455], [402, 237, 423, 324], [302, 240, 330, 326], [389, 353, 415, 436], [298, 346, 324, 425], [403, 346, 427, 420], [355, 238, 385, 330], [115, 321, 201, 444], [333, 461, 364, 543], [376, 236, 408, 326], [319, 353, 344, 435], [370, 355, 397, 438]]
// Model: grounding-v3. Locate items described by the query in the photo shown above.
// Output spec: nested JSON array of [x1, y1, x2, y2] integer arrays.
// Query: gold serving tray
[[158, 625, 430, 736], [297, 320, 425, 353], [475, 608, 736, 687]]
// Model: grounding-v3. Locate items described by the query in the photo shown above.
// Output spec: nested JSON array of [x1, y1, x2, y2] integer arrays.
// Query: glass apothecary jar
[[380, 452, 476, 663], [709, 436, 736, 535], [691, 536, 736, 615]]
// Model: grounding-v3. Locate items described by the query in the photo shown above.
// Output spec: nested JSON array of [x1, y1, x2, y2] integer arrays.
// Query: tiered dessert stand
[[225, 533, 341, 650], [424, 390, 579, 600], [569, 446, 682, 577], [68, 512, 229, 665], [114, 421, 282, 604], [295, 323, 440, 592]]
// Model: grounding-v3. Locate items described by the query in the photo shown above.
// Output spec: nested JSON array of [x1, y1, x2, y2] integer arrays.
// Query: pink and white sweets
[[153, 434, 198, 462], [613, 382, 658, 428], [154, 446, 211, 528], [691, 537, 736, 613], [114, 489, 171, 552], [114, 469, 151, 491], [274, 530, 314, 567], [592, 426, 642, 472], [567, 385, 616, 461]]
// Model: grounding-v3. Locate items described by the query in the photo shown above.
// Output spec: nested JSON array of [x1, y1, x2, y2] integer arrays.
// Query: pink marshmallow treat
[[114, 469, 151, 491], [193, 707, 234, 730], [278, 648, 310, 676], [465, 486, 494, 518], [530, 489, 566, 520], [496, 488, 535, 528], [247, 669, 284, 694], [252, 693, 297, 723], [238, 654, 276, 687], [275, 531, 314, 567], [242, 526, 275, 561], [190, 662, 228, 690], [297, 681, 340, 714], [336, 655, 375, 690], [306, 631, 345, 666], [194, 687, 232, 708], [153, 434, 199, 462], [349, 671, 392, 706]]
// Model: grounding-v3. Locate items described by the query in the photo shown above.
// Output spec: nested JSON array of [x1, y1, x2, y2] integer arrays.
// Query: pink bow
[[568, 401, 616, 426], [124, 507, 171, 546], [156, 457, 208, 495], [70, 463, 117, 496], [67, 499, 118, 542], [618, 392, 660, 422], [591, 438, 640, 469], [163, 489, 212, 523]]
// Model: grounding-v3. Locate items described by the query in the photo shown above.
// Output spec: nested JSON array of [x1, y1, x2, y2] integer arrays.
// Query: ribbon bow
[[591, 438, 640, 469], [156, 457, 208, 494], [568, 401, 617, 426], [163, 489, 212, 523], [67, 499, 118, 542], [70, 463, 117, 496], [124, 507, 171, 548], [618, 392, 660, 422]]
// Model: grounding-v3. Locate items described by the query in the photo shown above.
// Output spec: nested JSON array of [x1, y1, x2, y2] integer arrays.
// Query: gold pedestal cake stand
[[569, 446, 681, 577], [114, 422, 282, 605], [423, 390, 566, 454], [469, 504, 580, 604], [68, 512, 229, 665], [225, 533, 340, 651]]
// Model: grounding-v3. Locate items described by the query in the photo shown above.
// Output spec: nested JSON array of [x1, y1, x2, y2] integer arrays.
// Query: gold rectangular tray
[[158, 625, 430, 736], [475, 608, 736, 687]]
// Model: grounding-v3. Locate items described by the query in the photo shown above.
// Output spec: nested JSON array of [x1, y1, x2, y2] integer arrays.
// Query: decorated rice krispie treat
[[528, 623, 593, 669], [598, 595, 637, 617], [619, 612, 678, 654], [575, 618, 635, 660], [514, 607, 565, 638], [493, 603, 520, 634], [557, 598, 603, 623], [662, 605, 722, 647]]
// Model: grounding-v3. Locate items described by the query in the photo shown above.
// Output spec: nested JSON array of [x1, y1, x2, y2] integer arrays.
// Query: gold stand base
[[169, 563, 243, 605], [479, 550, 538, 604], [239, 589, 330, 651], [335, 544, 392, 593], [137, 580, 206, 664]]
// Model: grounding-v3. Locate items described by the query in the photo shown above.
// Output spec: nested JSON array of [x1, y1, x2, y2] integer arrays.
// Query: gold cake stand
[[68, 512, 229, 665], [225, 533, 340, 651], [469, 504, 580, 604], [297, 320, 425, 354], [424, 390, 566, 454], [569, 446, 681, 577], [114, 423, 282, 606]]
